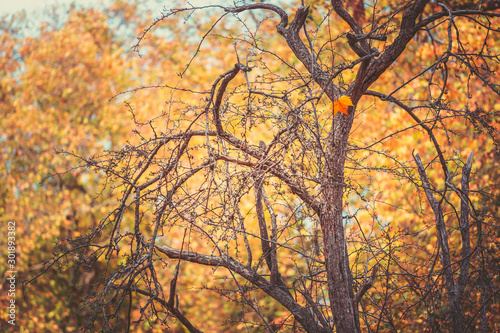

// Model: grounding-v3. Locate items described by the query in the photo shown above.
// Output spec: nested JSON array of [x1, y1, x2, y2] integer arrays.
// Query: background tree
[[3, 0, 499, 332], [0, 2, 144, 331]]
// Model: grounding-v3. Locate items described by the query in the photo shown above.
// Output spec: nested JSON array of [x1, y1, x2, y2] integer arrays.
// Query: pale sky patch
[[1, 0, 236, 15]]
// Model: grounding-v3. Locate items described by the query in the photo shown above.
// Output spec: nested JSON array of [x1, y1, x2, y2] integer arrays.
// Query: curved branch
[[228, 4, 340, 101], [362, 0, 430, 91], [413, 152, 466, 332], [355, 265, 378, 305], [155, 245, 331, 333], [457, 152, 473, 297], [210, 63, 264, 158], [135, 288, 203, 333], [331, 0, 370, 57], [225, 3, 289, 30], [418, 7, 500, 30], [217, 154, 321, 214], [254, 175, 273, 271], [364, 90, 450, 181]]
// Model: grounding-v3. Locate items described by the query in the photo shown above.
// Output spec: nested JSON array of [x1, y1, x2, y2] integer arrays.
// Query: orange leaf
[[329, 95, 353, 115]]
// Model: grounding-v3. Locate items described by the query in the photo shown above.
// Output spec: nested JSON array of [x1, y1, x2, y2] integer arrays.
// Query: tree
[[0, 3, 144, 330], [30, 0, 499, 332]]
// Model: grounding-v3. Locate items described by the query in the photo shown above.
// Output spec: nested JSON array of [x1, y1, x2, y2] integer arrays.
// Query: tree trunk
[[320, 116, 360, 333]]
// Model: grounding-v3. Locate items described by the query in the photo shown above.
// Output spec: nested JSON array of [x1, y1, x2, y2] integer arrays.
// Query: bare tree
[[39, 1, 500, 332]]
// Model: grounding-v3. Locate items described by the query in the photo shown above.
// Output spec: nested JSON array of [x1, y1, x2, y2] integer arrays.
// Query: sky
[[2, 0, 98, 14], [1, 0, 235, 15]]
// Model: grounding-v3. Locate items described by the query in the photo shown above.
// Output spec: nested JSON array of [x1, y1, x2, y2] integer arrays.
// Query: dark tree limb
[[414, 152, 466, 332], [361, 0, 431, 92], [216, 154, 321, 215], [155, 245, 331, 333], [332, 0, 370, 57], [364, 90, 450, 181], [230, 4, 342, 102], [135, 288, 203, 333], [355, 264, 379, 305], [458, 152, 473, 297], [254, 175, 274, 274], [254, 174, 286, 291]]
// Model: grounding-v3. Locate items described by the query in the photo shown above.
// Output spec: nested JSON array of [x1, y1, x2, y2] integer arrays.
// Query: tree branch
[[413, 152, 466, 332], [457, 152, 473, 297], [155, 245, 331, 333], [135, 288, 203, 333], [362, 0, 430, 91]]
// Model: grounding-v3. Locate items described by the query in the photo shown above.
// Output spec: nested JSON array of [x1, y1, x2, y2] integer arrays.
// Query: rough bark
[[156, 245, 331, 333], [414, 153, 467, 332], [458, 152, 473, 296], [273, 5, 361, 331]]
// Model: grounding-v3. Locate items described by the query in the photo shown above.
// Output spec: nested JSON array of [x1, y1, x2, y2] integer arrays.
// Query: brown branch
[[229, 4, 341, 102], [362, 0, 431, 91], [135, 288, 203, 333], [262, 189, 281, 287], [213, 64, 248, 134], [414, 152, 466, 332], [332, 0, 370, 57], [254, 175, 273, 272], [107, 141, 169, 258], [365, 90, 450, 181], [155, 245, 331, 333], [254, 174, 288, 292], [225, 3, 289, 30], [216, 154, 321, 214], [168, 230, 187, 308], [457, 152, 473, 297], [355, 264, 379, 305], [209, 64, 264, 158], [418, 7, 500, 30]]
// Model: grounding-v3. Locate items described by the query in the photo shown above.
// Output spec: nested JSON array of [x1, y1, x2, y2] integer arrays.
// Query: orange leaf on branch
[[330, 95, 353, 115]]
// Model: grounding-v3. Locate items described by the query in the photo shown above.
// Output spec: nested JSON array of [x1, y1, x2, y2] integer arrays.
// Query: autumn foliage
[[0, 0, 499, 332]]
